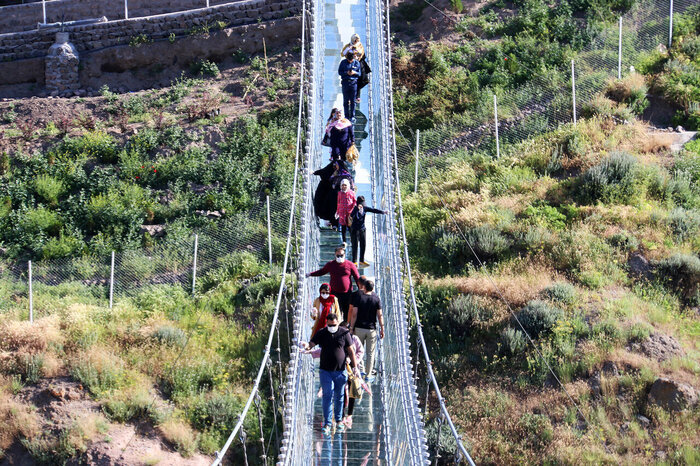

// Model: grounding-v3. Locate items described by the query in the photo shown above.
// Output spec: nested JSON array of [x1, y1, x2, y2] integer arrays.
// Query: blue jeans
[[320, 369, 347, 426], [342, 82, 357, 120]]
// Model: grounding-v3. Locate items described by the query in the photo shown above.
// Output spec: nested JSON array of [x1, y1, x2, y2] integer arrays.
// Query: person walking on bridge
[[349, 195, 386, 268], [349, 279, 384, 383], [302, 313, 361, 436], [338, 51, 361, 123], [341, 34, 370, 104], [324, 108, 355, 164], [307, 245, 360, 320]]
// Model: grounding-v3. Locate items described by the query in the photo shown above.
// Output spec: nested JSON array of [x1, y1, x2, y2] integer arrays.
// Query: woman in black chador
[[313, 161, 355, 228]]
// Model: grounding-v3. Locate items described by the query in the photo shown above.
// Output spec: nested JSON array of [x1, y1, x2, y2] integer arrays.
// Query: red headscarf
[[312, 283, 336, 336]]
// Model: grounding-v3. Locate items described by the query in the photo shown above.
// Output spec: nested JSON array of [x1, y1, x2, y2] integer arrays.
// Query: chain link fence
[[0, 193, 294, 320]]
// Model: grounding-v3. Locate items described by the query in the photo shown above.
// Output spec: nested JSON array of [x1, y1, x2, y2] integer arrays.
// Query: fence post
[[493, 94, 500, 158], [571, 59, 577, 126], [42, 0, 46, 24], [267, 195, 273, 267], [414, 129, 420, 193], [109, 251, 115, 309], [192, 234, 199, 296], [668, 0, 674, 49], [124, 0, 129, 20], [618, 17, 622, 80], [28, 260, 33, 323], [207, 0, 210, 7]]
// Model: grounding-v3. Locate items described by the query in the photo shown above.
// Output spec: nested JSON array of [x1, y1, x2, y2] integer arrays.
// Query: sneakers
[[359, 261, 370, 267], [336, 422, 346, 434], [344, 416, 353, 429], [351, 117, 356, 124], [353, 262, 359, 268], [366, 375, 376, 383], [322, 424, 332, 436], [355, 97, 361, 103]]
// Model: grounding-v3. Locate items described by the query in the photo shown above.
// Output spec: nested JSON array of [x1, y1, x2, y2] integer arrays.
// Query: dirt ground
[[0, 46, 299, 156]]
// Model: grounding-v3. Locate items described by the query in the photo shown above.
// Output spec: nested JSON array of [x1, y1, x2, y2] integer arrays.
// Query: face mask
[[336, 256, 345, 264], [327, 325, 339, 334], [321, 293, 329, 299]]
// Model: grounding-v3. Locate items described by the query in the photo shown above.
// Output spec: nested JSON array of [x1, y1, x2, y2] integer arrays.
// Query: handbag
[[321, 132, 331, 147], [345, 144, 359, 165], [346, 363, 363, 399], [347, 211, 353, 227]]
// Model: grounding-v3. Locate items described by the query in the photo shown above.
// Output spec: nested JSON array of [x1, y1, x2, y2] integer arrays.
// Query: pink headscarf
[[325, 108, 352, 134]]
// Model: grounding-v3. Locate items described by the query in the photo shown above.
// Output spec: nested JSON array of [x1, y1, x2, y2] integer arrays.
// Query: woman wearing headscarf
[[336, 179, 356, 244], [313, 161, 355, 229], [325, 108, 355, 163], [311, 283, 340, 337]]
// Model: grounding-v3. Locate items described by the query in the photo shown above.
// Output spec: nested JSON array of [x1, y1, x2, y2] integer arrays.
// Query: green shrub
[[186, 391, 257, 443], [70, 357, 125, 396], [22, 207, 63, 236], [518, 412, 553, 450], [667, 207, 700, 241], [56, 132, 119, 164], [465, 225, 511, 261], [447, 294, 489, 331], [499, 327, 527, 355], [657, 253, 700, 305], [522, 203, 567, 230], [540, 282, 576, 304], [604, 74, 649, 115], [191, 59, 220, 77], [34, 175, 65, 206], [161, 361, 218, 399], [20, 353, 44, 384], [42, 233, 84, 260], [608, 230, 639, 251], [102, 390, 157, 423], [516, 300, 564, 338], [579, 152, 641, 204], [152, 325, 187, 347]]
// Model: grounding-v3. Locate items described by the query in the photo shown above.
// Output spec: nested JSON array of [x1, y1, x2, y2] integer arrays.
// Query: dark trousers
[[337, 292, 352, 321], [351, 228, 366, 263], [341, 225, 348, 243], [342, 82, 357, 120]]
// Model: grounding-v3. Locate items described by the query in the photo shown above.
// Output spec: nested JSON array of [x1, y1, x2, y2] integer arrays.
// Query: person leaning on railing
[[306, 245, 360, 321]]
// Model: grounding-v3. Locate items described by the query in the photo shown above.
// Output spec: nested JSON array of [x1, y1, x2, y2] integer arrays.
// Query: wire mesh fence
[[0, 193, 295, 320], [395, 0, 697, 185]]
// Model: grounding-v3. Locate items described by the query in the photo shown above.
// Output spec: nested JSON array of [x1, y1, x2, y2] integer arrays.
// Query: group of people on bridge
[[301, 34, 386, 438]]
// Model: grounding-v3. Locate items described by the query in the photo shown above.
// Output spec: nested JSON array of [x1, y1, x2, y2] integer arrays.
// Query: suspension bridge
[[211, 0, 475, 463]]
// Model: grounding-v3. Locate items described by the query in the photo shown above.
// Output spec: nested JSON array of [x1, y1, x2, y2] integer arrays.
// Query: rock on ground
[[647, 377, 698, 411]]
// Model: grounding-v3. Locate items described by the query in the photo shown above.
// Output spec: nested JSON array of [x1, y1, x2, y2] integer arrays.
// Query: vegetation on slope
[[392, 0, 700, 463]]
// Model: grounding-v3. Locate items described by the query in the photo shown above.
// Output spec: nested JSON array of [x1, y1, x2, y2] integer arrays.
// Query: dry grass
[[428, 263, 555, 307], [605, 73, 647, 103], [67, 412, 110, 452], [158, 418, 197, 457], [0, 382, 40, 451], [0, 316, 63, 353]]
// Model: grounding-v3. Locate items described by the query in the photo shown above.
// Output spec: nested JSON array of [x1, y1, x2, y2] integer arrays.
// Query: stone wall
[[0, 0, 300, 87], [0, 0, 235, 34]]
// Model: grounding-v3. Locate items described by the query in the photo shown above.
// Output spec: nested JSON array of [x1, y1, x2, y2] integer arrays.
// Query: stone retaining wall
[[0, 0, 234, 34], [0, 0, 301, 88]]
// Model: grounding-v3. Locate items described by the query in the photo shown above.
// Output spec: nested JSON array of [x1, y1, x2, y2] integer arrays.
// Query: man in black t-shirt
[[349, 279, 384, 382], [302, 313, 360, 436]]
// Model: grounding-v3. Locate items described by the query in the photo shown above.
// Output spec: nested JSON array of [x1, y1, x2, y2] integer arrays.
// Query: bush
[[499, 327, 527, 355], [152, 325, 187, 347], [667, 207, 700, 241], [517, 412, 553, 450], [579, 152, 641, 204], [657, 253, 700, 305], [540, 282, 576, 304], [608, 230, 639, 251], [34, 175, 65, 206], [516, 300, 564, 338], [446, 294, 489, 331], [605, 73, 649, 115], [465, 225, 511, 262], [191, 59, 220, 77]]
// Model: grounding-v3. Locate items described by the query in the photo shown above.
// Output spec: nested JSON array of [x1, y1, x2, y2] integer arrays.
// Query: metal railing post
[[669, 0, 674, 49], [267, 195, 273, 267], [414, 129, 420, 193], [207, 0, 210, 7], [493, 94, 500, 158], [28, 260, 33, 323], [124, 0, 129, 20], [191, 234, 199, 296], [42, 0, 46, 24], [618, 17, 622, 80], [109, 251, 115, 309], [571, 59, 577, 126]]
